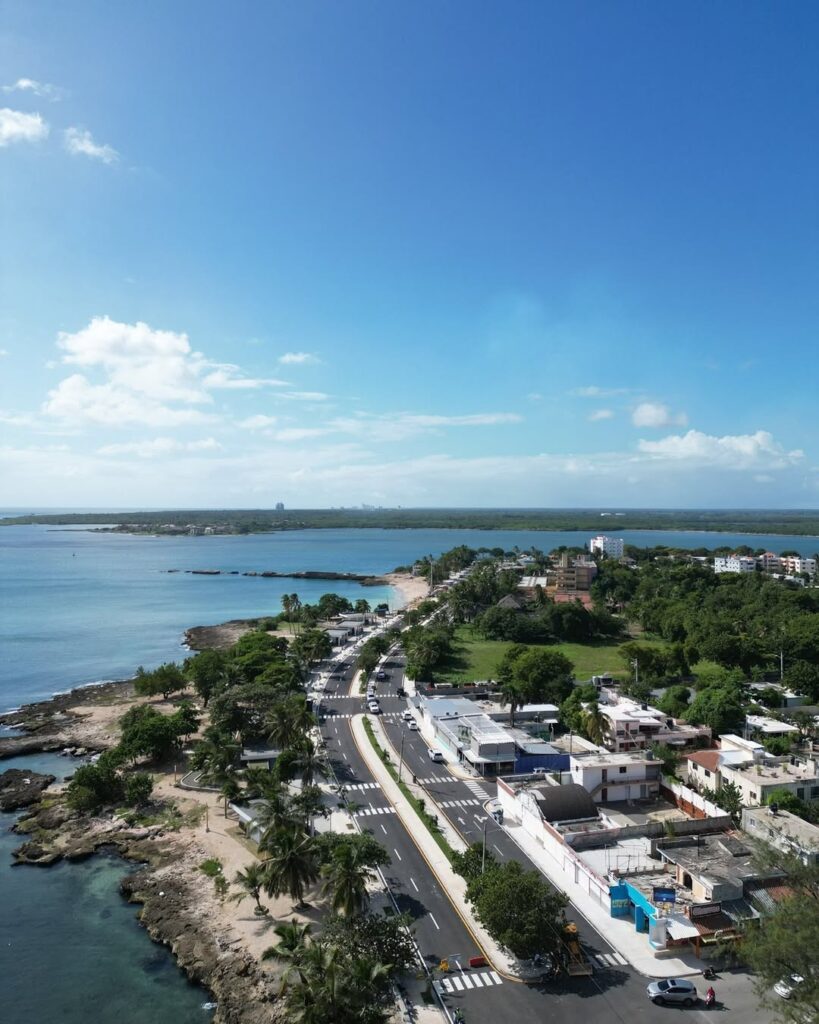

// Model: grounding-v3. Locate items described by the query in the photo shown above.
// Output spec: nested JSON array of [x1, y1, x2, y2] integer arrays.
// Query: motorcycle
[[705, 987, 716, 1009]]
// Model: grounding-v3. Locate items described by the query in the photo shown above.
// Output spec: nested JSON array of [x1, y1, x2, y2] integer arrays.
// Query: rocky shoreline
[[168, 567, 388, 585], [0, 682, 282, 1023]]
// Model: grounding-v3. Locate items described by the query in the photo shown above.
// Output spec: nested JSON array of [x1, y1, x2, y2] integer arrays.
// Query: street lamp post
[[397, 733, 406, 783]]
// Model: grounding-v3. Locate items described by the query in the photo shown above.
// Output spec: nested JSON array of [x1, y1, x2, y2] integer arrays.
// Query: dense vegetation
[[6, 506, 819, 536]]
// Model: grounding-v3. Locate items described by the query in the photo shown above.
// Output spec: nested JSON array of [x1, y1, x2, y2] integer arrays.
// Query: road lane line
[[380, 824, 387, 834], [394, 848, 402, 861], [429, 913, 440, 930], [410, 877, 418, 892]]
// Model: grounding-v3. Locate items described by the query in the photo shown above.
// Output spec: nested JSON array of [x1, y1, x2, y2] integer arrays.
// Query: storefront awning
[[666, 915, 700, 940]]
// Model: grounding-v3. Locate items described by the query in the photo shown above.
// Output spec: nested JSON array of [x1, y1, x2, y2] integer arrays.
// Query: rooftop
[[571, 750, 660, 769], [658, 833, 781, 887], [686, 750, 721, 773], [725, 757, 818, 787], [533, 782, 599, 823], [742, 805, 819, 853], [745, 714, 799, 735]]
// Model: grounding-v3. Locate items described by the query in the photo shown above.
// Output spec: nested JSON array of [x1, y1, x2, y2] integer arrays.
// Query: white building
[[742, 806, 819, 865], [780, 555, 817, 577], [714, 554, 757, 574], [589, 535, 624, 558], [687, 736, 819, 807], [595, 692, 711, 752], [568, 750, 661, 802]]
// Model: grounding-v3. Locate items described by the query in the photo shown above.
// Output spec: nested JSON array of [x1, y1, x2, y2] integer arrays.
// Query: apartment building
[[742, 805, 819, 865], [686, 735, 819, 807], [780, 555, 817, 576], [714, 554, 757, 574], [589, 535, 624, 558]]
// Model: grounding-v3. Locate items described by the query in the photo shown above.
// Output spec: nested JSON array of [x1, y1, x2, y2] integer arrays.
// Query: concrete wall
[[660, 775, 725, 819]]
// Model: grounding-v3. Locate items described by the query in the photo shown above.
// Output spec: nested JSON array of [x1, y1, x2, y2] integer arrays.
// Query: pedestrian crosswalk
[[438, 798, 481, 809], [352, 806, 396, 817], [464, 779, 491, 800], [591, 951, 627, 969], [324, 712, 401, 720], [345, 781, 381, 791], [416, 774, 451, 785], [434, 970, 503, 994]]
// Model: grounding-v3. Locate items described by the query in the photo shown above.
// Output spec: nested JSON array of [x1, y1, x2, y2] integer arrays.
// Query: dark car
[[375, 670, 388, 681]]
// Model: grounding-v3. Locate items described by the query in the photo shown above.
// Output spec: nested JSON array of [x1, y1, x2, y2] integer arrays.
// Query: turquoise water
[[2, 523, 819, 713], [0, 752, 212, 1023]]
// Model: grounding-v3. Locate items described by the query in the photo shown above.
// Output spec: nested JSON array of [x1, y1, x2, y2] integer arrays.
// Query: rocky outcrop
[[0, 769, 56, 811], [121, 869, 281, 1024]]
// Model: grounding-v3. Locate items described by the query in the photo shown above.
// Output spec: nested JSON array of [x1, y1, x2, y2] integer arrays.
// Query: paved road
[[314, 652, 774, 1024]]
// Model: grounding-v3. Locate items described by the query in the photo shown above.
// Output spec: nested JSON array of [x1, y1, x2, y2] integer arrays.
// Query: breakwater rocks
[[167, 567, 386, 586]]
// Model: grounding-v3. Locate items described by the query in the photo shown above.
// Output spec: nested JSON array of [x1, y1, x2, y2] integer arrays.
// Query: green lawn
[[433, 626, 659, 684]]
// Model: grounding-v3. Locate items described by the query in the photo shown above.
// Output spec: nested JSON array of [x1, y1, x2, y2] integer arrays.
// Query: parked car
[[428, 748, 445, 762], [402, 710, 413, 721], [774, 975, 804, 999], [646, 979, 698, 1007], [408, 720, 419, 731]]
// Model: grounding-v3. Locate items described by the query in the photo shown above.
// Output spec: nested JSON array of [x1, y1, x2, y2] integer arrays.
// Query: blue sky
[[1, 1, 817, 508]]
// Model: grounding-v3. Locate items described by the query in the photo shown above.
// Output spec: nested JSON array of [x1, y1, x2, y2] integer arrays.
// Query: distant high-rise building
[[275, 502, 285, 511]]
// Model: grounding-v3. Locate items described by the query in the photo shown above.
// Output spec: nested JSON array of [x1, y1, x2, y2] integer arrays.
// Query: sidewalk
[[498, 813, 708, 979], [354, 713, 537, 982]]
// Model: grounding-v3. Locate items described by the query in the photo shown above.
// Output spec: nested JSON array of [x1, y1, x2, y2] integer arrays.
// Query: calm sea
[[2, 523, 819, 714]]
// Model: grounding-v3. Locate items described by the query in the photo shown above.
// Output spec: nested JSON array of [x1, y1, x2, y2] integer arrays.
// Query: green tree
[[742, 852, 819, 1023], [320, 839, 379, 916], [451, 841, 495, 881], [230, 861, 269, 915], [686, 686, 744, 734], [465, 860, 568, 960], [134, 662, 188, 700], [262, 828, 320, 908], [320, 912, 417, 976], [580, 701, 607, 746], [183, 649, 226, 707], [123, 771, 154, 807]]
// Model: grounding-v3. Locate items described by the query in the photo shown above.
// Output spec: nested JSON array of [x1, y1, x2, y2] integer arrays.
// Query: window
[[619, 766, 627, 774], [811, 787, 819, 799], [704, 768, 711, 777]]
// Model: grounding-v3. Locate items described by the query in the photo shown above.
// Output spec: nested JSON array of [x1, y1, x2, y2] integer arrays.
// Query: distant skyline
[[1, 2, 817, 508]]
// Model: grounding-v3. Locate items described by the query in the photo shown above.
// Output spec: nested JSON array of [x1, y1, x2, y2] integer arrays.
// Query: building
[[688, 736, 819, 807], [745, 714, 799, 738], [595, 691, 711, 752], [742, 806, 819, 865], [568, 750, 662, 802], [416, 695, 566, 777], [758, 551, 781, 573], [714, 554, 757, 574], [275, 502, 285, 511], [589, 535, 624, 558], [780, 555, 817, 577], [747, 682, 807, 709]]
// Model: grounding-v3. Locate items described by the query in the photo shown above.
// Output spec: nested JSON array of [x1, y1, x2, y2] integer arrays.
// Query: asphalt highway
[[314, 650, 724, 1024]]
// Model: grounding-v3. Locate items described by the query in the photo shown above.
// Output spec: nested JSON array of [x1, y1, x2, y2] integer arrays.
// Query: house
[[495, 593, 525, 611], [747, 682, 807, 709], [745, 714, 799, 738], [568, 750, 662, 802], [742, 805, 819, 865], [719, 755, 819, 807], [596, 692, 711, 752]]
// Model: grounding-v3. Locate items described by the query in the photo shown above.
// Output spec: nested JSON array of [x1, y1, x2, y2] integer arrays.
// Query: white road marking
[[380, 824, 388, 834], [450, 976, 463, 990], [429, 913, 440, 930], [457, 816, 466, 825], [410, 877, 418, 892], [394, 848, 402, 861], [471, 973, 484, 987], [492, 844, 502, 854], [489, 971, 502, 985]]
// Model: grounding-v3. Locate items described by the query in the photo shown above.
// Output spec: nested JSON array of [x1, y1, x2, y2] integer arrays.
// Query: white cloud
[[63, 127, 118, 164], [0, 349, 8, 357], [2, 78, 63, 100], [279, 391, 330, 402], [271, 427, 331, 442], [0, 108, 49, 146], [97, 437, 222, 458], [237, 415, 278, 430], [637, 429, 803, 469], [202, 366, 290, 390], [631, 401, 687, 428], [571, 385, 629, 398], [526, 392, 543, 402], [42, 374, 214, 427], [278, 352, 321, 365], [588, 408, 614, 422]]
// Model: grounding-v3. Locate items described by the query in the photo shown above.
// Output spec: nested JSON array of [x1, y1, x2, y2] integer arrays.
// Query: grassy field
[[433, 626, 661, 683]]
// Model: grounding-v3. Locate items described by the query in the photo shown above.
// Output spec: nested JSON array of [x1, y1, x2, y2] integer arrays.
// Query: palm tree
[[256, 790, 301, 846], [320, 841, 376, 917], [580, 701, 607, 746], [291, 736, 327, 788], [499, 679, 524, 728], [219, 774, 241, 817], [190, 733, 239, 786], [230, 861, 269, 915], [262, 918, 312, 967], [281, 593, 294, 634], [267, 696, 315, 750], [262, 827, 319, 908]]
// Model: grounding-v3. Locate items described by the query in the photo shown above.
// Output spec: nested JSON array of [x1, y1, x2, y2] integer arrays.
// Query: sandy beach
[[382, 571, 429, 607]]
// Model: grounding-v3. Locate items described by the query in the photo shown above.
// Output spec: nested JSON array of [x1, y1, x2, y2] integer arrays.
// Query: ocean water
[[0, 751, 212, 1024], [2, 524, 819, 714]]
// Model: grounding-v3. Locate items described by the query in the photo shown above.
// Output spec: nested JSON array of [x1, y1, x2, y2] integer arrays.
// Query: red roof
[[686, 750, 721, 773]]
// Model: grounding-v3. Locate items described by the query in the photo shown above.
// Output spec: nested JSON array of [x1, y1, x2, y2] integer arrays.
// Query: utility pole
[[398, 733, 406, 783], [632, 658, 639, 687], [482, 816, 488, 874]]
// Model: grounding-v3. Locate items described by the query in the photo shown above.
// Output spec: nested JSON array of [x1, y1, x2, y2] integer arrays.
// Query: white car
[[367, 701, 381, 714], [774, 975, 804, 1000], [407, 720, 419, 731], [428, 748, 445, 762]]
